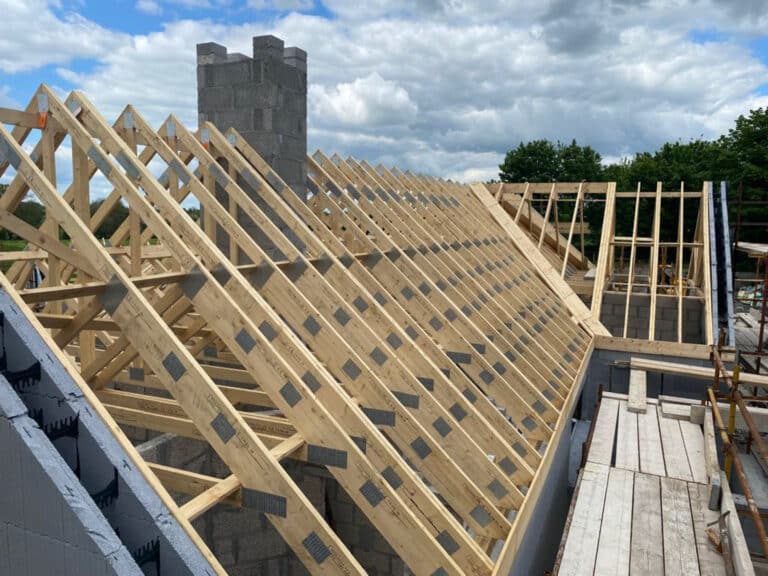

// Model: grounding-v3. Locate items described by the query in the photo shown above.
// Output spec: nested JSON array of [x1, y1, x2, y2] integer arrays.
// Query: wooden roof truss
[[491, 182, 601, 282], [0, 86, 596, 575]]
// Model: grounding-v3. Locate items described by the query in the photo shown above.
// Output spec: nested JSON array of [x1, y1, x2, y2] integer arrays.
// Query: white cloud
[[2, 0, 768, 184], [136, 0, 163, 15], [311, 72, 417, 128], [0, 0, 127, 73], [248, 0, 314, 10]]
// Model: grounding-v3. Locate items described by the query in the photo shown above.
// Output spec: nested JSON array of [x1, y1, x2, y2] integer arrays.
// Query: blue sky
[[2, 0, 768, 186]]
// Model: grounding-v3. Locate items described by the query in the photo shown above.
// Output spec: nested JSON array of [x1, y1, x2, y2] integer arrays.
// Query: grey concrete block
[[0, 524, 9, 575], [198, 85, 234, 110], [253, 35, 284, 60], [197, 42, 227, 58], [233, 84, 278, 109], [26, 531, 66, 575], [0, 290, 215, 575], [0, 419, 24, 528], [19, 427, 64, 541], [214, 108, 254, 131], [284, 46, 306, 63], [208, 59, 253, 87], [333, 521, 358, 546], [6, 523, 29, 576], [334, 501, 354, 524], [198, 34, 307, 200]]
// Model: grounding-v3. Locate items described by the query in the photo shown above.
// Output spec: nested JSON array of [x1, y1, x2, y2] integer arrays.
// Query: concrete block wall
[[197, 35, 307, 201], [599, 292, 705, 343], [140, 435, 406, 575], [0, 378, 141, 576], [197, 36, 307, 259], [325, 475, 406, 576], [0, 291, 217, 575]]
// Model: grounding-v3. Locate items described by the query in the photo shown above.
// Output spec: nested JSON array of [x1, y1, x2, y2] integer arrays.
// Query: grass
[[0, 239, 27, 251]]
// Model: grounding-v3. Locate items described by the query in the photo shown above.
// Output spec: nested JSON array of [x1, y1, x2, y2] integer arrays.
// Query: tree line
[[0, 188, 201, 243], [498, 107, 767, 248]]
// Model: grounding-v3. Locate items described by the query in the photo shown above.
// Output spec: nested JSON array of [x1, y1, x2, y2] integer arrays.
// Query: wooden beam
[[628, 369, 647, 414], [561, 182, 584, 278], [677, 182, 685, 343], [468, 183, 607, 336], [622, 183, 642, 338], [492, 338, 594, 576], [629, 357, 768, 388], [178, 433, 306, 521], [591, 183, 617, 327]]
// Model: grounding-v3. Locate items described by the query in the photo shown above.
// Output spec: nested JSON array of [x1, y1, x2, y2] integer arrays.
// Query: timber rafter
[[0, 85, 596, 575]]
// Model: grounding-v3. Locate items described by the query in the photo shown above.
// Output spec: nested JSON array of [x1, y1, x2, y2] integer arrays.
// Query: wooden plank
[[689, 482, 727, 576], [622, 183, 642, 338], [637, 404, 666, 476], [648, 182, 663, 340], [662, 402, 693, 421], [0, 107, 42, 128], [628, 369, 647, 414], [594, 335, 715, 361], [588, 398, 620, 466], [615, 401, 639, 472], [679, 419, 708, 484], [591, 184, 617, 328], [661, 476, 700, 576], [630, 473, 664, 576], [538, 183, 556, 250], [658, 406, 694, 482], [703, 410, 721, 510], [561, 183, 584, 278], [180, 436, 305, 522], [180, 475, 240, 521], [558, 462, 610, 576], [720, 471, 756, 576], [594, 467, 634, 576], [630, 357, 768, 388]]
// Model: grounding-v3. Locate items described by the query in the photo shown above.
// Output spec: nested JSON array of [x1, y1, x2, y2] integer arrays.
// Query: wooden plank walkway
[[558, 393, 730, 576]]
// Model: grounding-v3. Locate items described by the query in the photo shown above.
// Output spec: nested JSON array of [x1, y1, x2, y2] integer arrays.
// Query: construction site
[[0, 34, 766, 576]]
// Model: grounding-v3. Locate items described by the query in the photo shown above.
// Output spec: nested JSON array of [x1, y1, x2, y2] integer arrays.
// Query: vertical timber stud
[[678, 182, 685, 344], [622, 183, 642, 339], [648, 182, 662, 340]]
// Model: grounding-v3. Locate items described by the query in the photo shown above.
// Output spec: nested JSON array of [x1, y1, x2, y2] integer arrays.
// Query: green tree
[[559, 139, 604, 181], [499, 140, 560, 182], [721, 107, 768, 185], [718, 108, 768, 243], [499, 139, 604, 182], [91, 199, 129, 239]]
